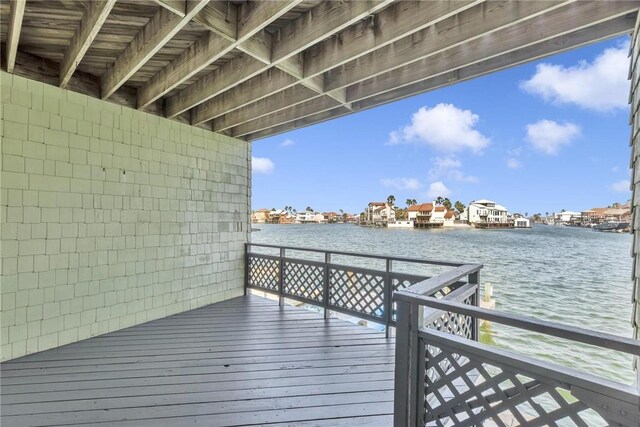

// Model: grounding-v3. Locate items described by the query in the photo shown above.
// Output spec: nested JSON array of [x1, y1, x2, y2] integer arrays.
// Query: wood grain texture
[[0, 295, 395, 427], [6, 0, 26, 73], [59, 0, 117, 88]]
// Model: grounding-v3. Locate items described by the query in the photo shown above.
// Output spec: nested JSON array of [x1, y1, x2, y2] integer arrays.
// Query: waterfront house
[[555, 210, 582, 224], [405, 202, 456, 228], [365, 201, 396, 225], [322, 212, 340, 223], [408, 202, 433, 224], [267, 209, 284, 224], [251, 209, 271, 224], [514, 217, 532, 228], [461, 199, 510, 225], [1, 1, 639, 426]]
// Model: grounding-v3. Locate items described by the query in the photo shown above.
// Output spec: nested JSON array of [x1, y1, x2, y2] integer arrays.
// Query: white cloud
[[507, 158, 522, 169], [521, 43, 630, 112], [426, 181, 451, 199], [611, 179, 630, 193], [428, 156, 477, 183], [281, 138, 295, 147], [525, 120, 580, 155], [388, 103, 490, 153], [252, 157, 274, 174], [381, 177, 422, 190]]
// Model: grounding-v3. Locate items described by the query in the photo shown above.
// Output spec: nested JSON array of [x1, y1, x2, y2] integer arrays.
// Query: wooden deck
[[1, 295, 395, 426]]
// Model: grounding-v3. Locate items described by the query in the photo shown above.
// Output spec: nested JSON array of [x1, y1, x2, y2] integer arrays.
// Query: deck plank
[[1, 295, 395, 426]]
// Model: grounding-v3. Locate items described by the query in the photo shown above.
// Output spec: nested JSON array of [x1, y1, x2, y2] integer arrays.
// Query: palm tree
[[306, 206, 313, 212], [387, 195, 396, 206], [406, 198, 417, 207], [435, 196, 444, 205], [443, 198, 452, 210], [454, 201, 466, 214]]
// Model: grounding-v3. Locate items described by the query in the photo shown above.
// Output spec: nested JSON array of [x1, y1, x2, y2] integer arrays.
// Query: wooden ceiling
[[1, 0, 639, 141]]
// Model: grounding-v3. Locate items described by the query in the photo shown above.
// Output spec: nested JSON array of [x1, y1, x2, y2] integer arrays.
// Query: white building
[[514, 217, 531, 228], [555, 211, 581, 223], [462, 199, 509, 224], [364, 202, 396, 224]]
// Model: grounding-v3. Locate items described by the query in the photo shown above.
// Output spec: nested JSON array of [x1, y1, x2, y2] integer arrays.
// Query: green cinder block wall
[[0, 72, 251, 361]]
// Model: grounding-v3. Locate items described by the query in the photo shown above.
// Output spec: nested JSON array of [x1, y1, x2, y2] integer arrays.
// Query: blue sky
[[251, 36, 633, 215]]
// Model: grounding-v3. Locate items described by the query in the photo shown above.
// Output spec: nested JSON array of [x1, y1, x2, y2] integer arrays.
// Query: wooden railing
[[245, 243, 479, 338], [394, 271, 640, 426]]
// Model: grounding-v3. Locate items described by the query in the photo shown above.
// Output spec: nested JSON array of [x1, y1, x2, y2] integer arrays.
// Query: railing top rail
[[395, 291, 640, 356], [401, 264, 482, 296], [246, 242, 467, 267]]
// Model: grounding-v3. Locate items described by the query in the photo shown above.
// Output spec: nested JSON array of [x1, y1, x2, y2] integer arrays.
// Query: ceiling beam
[[151, 0, 187, 17], [354, 15, 637, 111], [324, 0, 574, 92], [60, 0, 117, 88], [244, 13, 637, 141], [191, 0, 480, 125], [344, 0, 639, 101], [213, 85, 322, 132], [234, 3, 637, 139], [6, 0, 26, 74], [192, 69, 299, 124], [166, 0, 394, 119], [138, 1, 300, 110], [208, 0, 560, 132], [100, 0, 209, 100], [193, 1, 237, 42], [245, 14, 635, 142], [231, 95, 342, 137]]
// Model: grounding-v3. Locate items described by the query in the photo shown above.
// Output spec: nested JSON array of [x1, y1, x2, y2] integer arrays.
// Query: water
[[251, 223, 635, 385]]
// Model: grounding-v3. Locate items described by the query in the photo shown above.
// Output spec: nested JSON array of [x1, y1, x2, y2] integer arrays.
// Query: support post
[[244, 243, 250, 296], [278, 247, 285, 306], [394, 299, 424, 427], [323, 252, 331, 319], [384, 259, 393, 338], [469, 270, 480, 341]]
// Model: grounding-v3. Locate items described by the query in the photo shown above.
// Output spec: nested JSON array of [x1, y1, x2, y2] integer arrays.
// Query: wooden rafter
[[165, 0, 397, 118], [151, 0, 187, 17], [242, 12, 636, 141], [191, 0, 481, 125], [205, 0, 562, 131], [6, 0, 26, 74], [137, 1, 300, 109], [60, 0, 117, 88], [231, 1, 638, 138], [100, 0, 209, 100]]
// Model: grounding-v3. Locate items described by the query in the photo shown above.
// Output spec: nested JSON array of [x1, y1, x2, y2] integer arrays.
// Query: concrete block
[[1, 171, 28, 189], [2, 137, 22, 155], [22, 141, 46, 159]]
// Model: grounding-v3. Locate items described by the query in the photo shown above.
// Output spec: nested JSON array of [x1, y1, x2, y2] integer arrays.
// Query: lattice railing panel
[[247, 256, 279, 292], [391, 274, 428, 322], [423, 337, 610, 427], [329, 268, 385, 318], [427, 295, 474, 340], [283, 261, 324, 302]]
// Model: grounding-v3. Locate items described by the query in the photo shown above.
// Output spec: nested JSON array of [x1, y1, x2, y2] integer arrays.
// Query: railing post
[[278, 247, 285, 306], [244, 243, 250, 296], [469, 270, 480, 341], [323, 252, 331, 319], [384, 259, 393, 338], [394, 298, 424, 427]]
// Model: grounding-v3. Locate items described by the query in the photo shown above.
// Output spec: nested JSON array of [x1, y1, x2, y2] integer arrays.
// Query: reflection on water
[[252, 223, 634, 384]]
